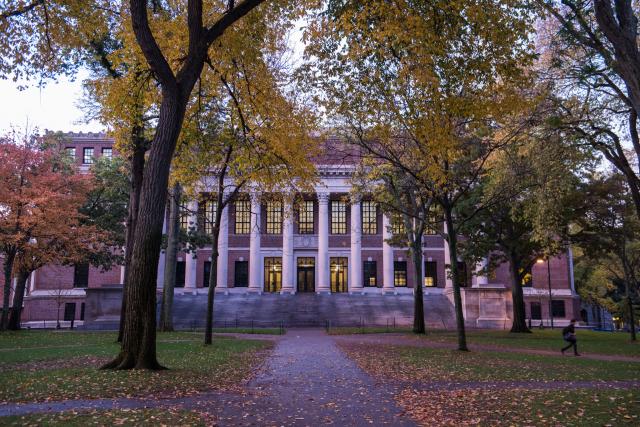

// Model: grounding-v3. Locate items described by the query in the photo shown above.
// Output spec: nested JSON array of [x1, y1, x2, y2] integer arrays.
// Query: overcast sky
[[0, 70, 103, 134]]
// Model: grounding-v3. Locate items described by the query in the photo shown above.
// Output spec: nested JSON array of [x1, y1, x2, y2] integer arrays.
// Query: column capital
[[317, 192, 329, 203]]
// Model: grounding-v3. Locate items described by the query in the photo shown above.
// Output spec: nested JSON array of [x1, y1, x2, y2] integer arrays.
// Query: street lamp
[[537, 257, 554, 329]]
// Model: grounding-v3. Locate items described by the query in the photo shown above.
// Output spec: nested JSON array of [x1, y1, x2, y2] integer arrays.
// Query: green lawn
[[339, 342, 640, 382], [1, 408, 207, 427], [329, 327, 640, 357], [0, 331, 272, 403]]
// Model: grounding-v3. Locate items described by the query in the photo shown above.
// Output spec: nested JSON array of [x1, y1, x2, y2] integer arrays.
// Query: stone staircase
[[170, 292, 456, 329]]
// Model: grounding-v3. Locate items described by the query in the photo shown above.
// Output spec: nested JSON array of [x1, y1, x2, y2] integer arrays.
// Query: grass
[[0, 330, 272, 403], [339, 342, 640, 383], [211, 327, 285, 335], [397, 388, 640, 426], [1, 408, 208, 426], [328, 327, 640, 357]]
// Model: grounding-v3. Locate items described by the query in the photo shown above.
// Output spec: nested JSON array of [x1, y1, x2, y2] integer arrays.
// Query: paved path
[[1, 330, 415, 426], [332, 333, 640, 362], [186, 329, 415, 426]]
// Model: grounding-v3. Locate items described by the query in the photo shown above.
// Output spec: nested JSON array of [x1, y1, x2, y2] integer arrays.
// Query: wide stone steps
[[170, 292, 456, 329]]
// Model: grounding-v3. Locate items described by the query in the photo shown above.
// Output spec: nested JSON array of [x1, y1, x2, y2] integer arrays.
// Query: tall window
[[363, 261, 377, 287], [234, 199, 251, 234], [298, 200, 314, 234], [234, 261, 249, 287], [361, 201, 377, 234], [330, 257, 348, 292], [552, 300, 566, 318], [424, 261, 437, 287], [425, 207, 440, 235], [530, 302, 541, 320], [73, 263, 89, 288], [203, 261, 211, 287], [179, 205, 189, 231], [82, 147, 94, 164], [101, 147, 113, 160], [175, 261, 185, 287], [266, 200, 282, 234], [66, 147, 76, 160], [391, 214, 406, 236], [394, 261, 407, 287], [331, 200, 347, 234], [264, 257, 282, 292], [457, 261, 469, 287], [200, 198, 217, 235]]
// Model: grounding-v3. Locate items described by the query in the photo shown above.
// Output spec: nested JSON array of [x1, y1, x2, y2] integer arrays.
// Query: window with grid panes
[[82, 147, 94, 164], [298, 200, 314, 234], [101, 147, 113, 160], [361, 201, 377, 234], [201, 198, 217, 235], [424, 207, 440, 235], [266, 200, 282, 234], [331, 200, 347, 234], [391, 214, 405, 236], [179, 204, 189, 231], [394, 261, 407, 287], [234, 199, 251, 234]]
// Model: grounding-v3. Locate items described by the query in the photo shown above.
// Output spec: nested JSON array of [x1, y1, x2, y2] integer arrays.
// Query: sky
[[0, 70, 103, 134]]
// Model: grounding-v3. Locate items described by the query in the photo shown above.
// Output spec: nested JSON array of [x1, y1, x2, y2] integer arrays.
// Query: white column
[[382, 214, 395, 293], [317, 193, 330, 293], [185, 199, 198, 291], [157, 213, 168, 288], [350, 196, 363, 293], [29, 270, 36, 294], [474, 258, 489, 287], [281, 196, 295, 294], [443, 221, 453, 289], [248, 192, 262, 292], [216, 202, 229, 292]]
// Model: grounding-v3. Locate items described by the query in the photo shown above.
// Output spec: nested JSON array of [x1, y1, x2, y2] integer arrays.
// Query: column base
[[349, 287, 363, 294], [247, 287, 262, 294], [316, 289, 331, 295], [382, 287, 397, 295], [280, 288, 296, 295], [184, 287, 198, 296], [214, 287, 229, 295]]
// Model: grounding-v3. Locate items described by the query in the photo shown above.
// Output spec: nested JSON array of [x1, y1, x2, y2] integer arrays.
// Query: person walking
[[561, 319, 580, 356]]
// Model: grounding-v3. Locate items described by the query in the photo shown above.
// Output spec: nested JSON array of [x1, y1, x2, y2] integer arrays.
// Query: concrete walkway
[[1, 329, 416, 426]]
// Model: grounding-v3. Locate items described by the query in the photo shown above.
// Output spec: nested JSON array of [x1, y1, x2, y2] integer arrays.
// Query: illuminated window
[[234, 199, 251, 234], [298, 200, 314, 234], [82, 147, 94, 164], [200, 198, 217, 235], [331, 200, 347, 234], [362, 201, 377, 234], [363, 261, 377, 287], [521, 265, 532, 287], [330, 257, 348, 292], [425, 207, 440, 235], [266, 200, 282, 234], [264, 257, 282, 292], [424, 261, 437, 287], [179, 205, 189, 231], [101, 147, 113, 160], [391, 214, 405, 236], [394, 261, 407, 287]]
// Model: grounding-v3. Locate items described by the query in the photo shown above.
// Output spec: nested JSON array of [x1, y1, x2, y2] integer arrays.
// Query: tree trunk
[[159, 182, 181, 332], [444, 208, 468, 351], [7, 270, 30, 330], [508, 255, 530, 333], [205, 230, 219, 345], [103, 90, 188, 370], [411, 238, 426, 334], [118, 137, 146, 342], [627, 296, 637, 341], [1, 251, 16, 330]]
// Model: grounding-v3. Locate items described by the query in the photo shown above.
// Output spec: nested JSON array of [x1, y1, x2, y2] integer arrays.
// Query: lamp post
[[537, 257, 554, 329]]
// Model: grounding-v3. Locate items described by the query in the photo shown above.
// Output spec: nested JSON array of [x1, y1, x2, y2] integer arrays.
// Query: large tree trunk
[[118, 137, 146, 343], [7, 270, 30, 330], [508, 254, 530, 333], [159, 182, 181, 332], [1, 251, 16, 330], [627, 295, 637, 341], [103, 91, 189, 370], [444, 208, 468, 351], [411, 238, 426, 334]]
